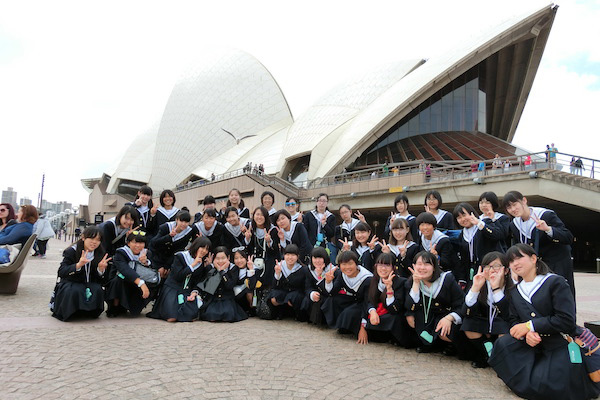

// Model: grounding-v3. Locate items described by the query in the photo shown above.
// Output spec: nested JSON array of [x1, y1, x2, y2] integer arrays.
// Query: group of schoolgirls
[[49, 185, 599, 400]]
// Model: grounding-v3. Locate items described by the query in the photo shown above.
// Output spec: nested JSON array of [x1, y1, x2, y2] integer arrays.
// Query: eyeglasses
[[285, 202, 297, 206], [0, 208, 7, 212], [483, 263, 504, 272], [375, 263, 394, 269], [131, 230, 146, 236]]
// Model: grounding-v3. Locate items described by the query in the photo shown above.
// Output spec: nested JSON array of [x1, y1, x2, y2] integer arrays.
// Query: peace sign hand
[[368, 235, 379, 250], [76, 250, 88, 269], [325, 266, 337, 284], [274, 260, 282, 275], [355, 210, 366, 223], [247, 255, 254, 270], [472, 265, 486, 292], [98, 254, 111, 272], [339, 238, 351, 252], [276, 226, 285, 241], [382, 272, 395, 291], [381, 239, 390, 253], [244, 225, 252, 240], [430, 243, 438, 256], [532, 214, 550, 232]]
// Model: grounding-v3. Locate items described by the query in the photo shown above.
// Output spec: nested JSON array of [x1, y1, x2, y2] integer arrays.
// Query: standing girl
[[274, 209, 312, 266], [153, 190, 180, 228], [244, 206, 279, 288], [422, 190, 454, 231], [303, 193, 336, 255], [384, 194, 418, 242]]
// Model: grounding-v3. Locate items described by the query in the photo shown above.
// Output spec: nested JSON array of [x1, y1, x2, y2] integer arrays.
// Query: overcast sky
[[0, 0, 598, 207]]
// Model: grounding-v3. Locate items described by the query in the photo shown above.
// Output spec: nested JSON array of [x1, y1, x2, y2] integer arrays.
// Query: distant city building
[[40, 199, 73, 214], [19, 197, 32, 206], [2, 187, 17, 209]]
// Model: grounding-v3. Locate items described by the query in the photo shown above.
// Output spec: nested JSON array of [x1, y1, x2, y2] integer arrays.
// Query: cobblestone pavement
[[2, 238, 598, 399]]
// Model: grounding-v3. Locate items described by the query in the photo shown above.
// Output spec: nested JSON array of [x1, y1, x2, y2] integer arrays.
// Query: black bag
[[256, 289, 273, 320], [129, 261, 160, 286], [198, 269, 222, 295]]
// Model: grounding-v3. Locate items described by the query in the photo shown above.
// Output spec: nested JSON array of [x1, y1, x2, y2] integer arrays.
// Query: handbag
[[128, 261, 160, 286], [565, 327, 600, 382], [256, 289, 273, 320], [198, 268, 222, 295]]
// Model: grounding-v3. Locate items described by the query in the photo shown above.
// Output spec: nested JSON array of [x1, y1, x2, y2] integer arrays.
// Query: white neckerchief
[[394, 212, 415, 221], [107, 217, 126, 237], [480, 212, 504, 222], [167, 221, 192, 242], [420, 271, 450, 299], [268, 207, 277, 216], [463, 225, 478, 263], [283, 221, 298, 243], [119, 246, 141, 262], [341, 218, 360, 233], [73, 245, 95, 282], [517, 273, 554, 304], [238, 267, 248, 280], [255, 227, 266, 240], [420, 230, 447, 251], [291, 212, 301, 222], [513, 207, 549, 242], [310, 263, 331, 283], [312, 209, 333, 235], [225, 217, 249, 238], [432, 209, 448, 224], [179, 250, 202, 272], [195, 221, 217, 237], [356, 244, 370, 258], [377, 279, 387, 293], [342, 266, 373, 292], [388, 240, 416, 257], [158, 206, 179, 220], [138, 204, 149, 227], [281, 261, 302, 278]]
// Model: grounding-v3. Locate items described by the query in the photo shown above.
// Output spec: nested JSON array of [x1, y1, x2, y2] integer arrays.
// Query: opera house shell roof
[[89, 3, 557, 194]]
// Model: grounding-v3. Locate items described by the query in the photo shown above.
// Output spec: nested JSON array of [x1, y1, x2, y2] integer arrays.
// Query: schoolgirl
[[260, 191, 278, 224], [244, 206, 279, 287], [231, 249, 257, 315], [477, 191, 510, 253], [274, 209, 312, 266], [303, 193, 336, 253], [146, 237, 212, 322], [192, 208, 225, 250], [334, 204, 365, 251], [339, 222, 381, 273], [127, 185, 157, 236], [422, 190, 455, 231], [503, 190, 576, 297], [150, 211, 194, 280], [51, 226, 110, 321], [453, 202, 507, 284], [302, 247, 332, 325], [197, 246, 249, 322], [382, 218, 418, 278], [415, 212, 462, 284], [320, 251, 373, 343], [100, 205, 139, 258], [269, 244, 309, 320], [384, 194, 418, 243], [405, 251, 465, 354], [222, 206, 251, 251], [362, 252, 408, 345], [224, 188, 250, 220], [461, 251, 513, 368], [488, 244, 599, 400], [285, 196, 303, 222], [105, 231, 157, 317], [153, 190, 180, 228]]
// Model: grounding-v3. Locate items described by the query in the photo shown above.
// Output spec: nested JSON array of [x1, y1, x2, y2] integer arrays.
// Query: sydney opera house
[[82, 2, 600, 264]]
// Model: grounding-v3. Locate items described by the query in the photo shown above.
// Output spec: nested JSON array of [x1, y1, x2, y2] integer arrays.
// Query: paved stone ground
[[2, 238, 599, 399]]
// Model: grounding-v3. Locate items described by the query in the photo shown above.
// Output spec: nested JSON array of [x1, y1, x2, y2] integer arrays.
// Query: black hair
[[138, 185, 153, 196], [375, 252, 396, 266], [203, 195, 216, 205], [337, 250, 359, 266], [260, 191, 275, 205], [226, 188, 245, 209], [452, 202, 478, 224], [126, 231, 147, 244], [354, 221, 371, 232], [189, 236, 211, 258], [159, 190, 176, 207], [315, 193, 329, 211], [251, 206, 272, 230], [389, 218, 413, 244], [409, 251, 442, 284], [502, 191, 524, 208], [339, 204, 352, 212], [232, 248, 248, 262], [311, 246, 330, 267], [176, 211, 191, 223], [478, 191, 499, 211], [424, 190, 443, 209], [273, 209, 291, 223], [72, 226, 105, 263], [394, 194, 409, 210], [286, 196, 299, 204], [475, 251, 513, 304], [202, 208, 217, 219], [181, 206, 190, 212], [506, 243, 551, 279], [368, 252, 398, 305], [213, 246, 230, 257], [283, 243, 299, 256], [415, 212, 437, 228], [116, 205, 140, 228], [224, 206, 239, 219]]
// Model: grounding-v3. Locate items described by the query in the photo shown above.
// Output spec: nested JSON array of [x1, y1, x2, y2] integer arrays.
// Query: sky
[[0, 0, 598, 208]]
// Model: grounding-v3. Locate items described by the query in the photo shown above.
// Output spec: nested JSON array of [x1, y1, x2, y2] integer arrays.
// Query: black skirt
[[461, 315, 509, 336], [269, 289, 305, 311], [366, 312, 408, 344], [146, 285, 200, 322], [199, 296, 248, 322], [52, 281, 104, 321], [105, 277, 155, 316], [489, 335, 600, 400]]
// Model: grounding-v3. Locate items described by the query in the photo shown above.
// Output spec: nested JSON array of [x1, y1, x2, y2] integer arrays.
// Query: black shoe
[[471, 360, 488, 369], [416, 346, 433, 354], [442, 344, 457, 356]]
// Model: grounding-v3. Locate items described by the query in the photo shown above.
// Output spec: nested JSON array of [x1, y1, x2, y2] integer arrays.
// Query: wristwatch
[[137, 279, 145, 287]]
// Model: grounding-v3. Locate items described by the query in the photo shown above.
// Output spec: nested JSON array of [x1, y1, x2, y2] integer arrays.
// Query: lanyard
[[184, 275, 191, 290], [488, 304, 498, 333], [84, 262, 91, 283], [420, 282, 433, 323]]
